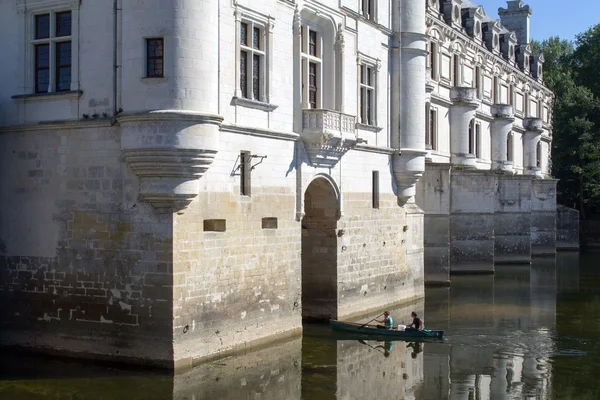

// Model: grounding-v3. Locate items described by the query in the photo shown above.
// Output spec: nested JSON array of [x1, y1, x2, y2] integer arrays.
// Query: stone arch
[[301, 175, 340, 321]]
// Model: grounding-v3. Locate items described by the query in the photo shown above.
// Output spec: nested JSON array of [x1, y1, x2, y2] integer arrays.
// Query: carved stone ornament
[[301, 109, 358, 168], [119, 110, 223, 214]]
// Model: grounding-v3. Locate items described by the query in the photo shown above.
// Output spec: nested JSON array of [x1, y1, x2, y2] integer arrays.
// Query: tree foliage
[[533, 31, 600, 218]]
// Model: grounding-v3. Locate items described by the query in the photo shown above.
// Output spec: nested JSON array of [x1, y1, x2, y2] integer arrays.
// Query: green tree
[[532, 36, 600, 218]]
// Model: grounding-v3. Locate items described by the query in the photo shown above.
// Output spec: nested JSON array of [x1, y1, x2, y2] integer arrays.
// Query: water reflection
[[2, 253, 599, 400]]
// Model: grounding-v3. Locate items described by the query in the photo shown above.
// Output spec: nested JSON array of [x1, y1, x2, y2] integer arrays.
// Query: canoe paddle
[[359, 313, 384, 329]]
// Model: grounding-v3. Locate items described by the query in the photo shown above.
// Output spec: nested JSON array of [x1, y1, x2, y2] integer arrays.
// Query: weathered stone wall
[[0, 124, 175, 366], [556, 205, 579, 250], [531, 179, 558, 256], [494, 176, 532, 265], [450, 171, 496, 273], [416, 164, 451, 285]]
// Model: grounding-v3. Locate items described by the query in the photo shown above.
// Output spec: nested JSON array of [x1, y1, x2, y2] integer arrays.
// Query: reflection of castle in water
[[420, 253, 579, 400], [3, 254, 576, 399]]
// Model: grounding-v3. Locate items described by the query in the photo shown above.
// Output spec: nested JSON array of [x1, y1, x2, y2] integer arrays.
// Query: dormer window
[[509, 45, 514, 60], [453, 5, 460, 23], [493, 34, 499, 50], [475, 22, 481, 36]]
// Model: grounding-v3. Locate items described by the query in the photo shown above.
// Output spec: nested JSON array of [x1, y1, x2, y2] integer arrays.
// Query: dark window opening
[[309, 62, 317, 109], [35, 14, 50, 39], [240, 151, 252, 196], [204, 219, 226, 232], [55, 41, 71, 92], [35, 44, 50, 93], [372, 171, 380, 209], [55, 11, 72, 37], [146, 38, 164, 78], [262, 217, 278, 229]]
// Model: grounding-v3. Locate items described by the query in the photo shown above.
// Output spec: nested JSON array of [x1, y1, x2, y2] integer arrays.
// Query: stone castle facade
[[0, 0, 553, 368]]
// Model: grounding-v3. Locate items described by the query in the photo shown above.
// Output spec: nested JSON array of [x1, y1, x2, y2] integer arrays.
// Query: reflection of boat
[[329, 320, 444, 339]]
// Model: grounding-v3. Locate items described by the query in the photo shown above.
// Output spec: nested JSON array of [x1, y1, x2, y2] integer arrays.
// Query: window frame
[[145, 37, 165, 78], [468, 119, 476, 155], [361, 0, 377, 22], [506, 132, 514, 162], [359, 63, 376, 126], [30, 9, 74, 94], [239, 20, 266, 101], [301, 24, 322, 109], [536, 141, 542, 168], [426, 104, 438, 151], [475, 122, 482, 159]]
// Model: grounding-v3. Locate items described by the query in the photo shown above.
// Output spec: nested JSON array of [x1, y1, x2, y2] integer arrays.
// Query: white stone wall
[[425, 3, 553, 176]]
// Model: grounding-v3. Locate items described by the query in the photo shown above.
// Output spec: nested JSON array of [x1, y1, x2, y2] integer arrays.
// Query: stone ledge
[[11, 90, 83, 103], [231, 97, 278, 112]]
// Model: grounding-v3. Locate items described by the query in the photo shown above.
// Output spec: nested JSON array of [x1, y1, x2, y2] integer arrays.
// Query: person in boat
[[375, 311, 393, 329], [405, 311, 423, 332]]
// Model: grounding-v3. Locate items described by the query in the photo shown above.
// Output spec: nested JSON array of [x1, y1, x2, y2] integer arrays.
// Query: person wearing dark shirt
[[405, 311, 422, 332]]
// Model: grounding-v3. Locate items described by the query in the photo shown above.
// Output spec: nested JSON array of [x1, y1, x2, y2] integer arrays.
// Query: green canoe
[[329, 320, 444, 339]]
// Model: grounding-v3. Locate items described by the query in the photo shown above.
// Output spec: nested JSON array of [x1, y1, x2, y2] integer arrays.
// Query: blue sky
[[476, 0, 600, 43]]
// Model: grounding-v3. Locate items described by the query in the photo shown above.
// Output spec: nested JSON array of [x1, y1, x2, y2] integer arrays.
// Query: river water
[[1, 252, 598, 399]]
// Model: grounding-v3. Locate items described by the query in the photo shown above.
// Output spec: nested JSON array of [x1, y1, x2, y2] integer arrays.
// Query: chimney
[[498, 1, 532, 45]]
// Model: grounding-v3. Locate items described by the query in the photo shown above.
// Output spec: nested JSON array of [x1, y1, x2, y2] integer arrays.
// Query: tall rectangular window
[[301, 26, 321, 109], [361, 0, 375, 20], [146, 38, 164, 78], [475, 66, 481, 99], [240, 151, 252, 196], [453, 54, 460, 86], [360, 64, 375, 125], [372, 171, 380, 209], [426, 105, 437, 150], [32, 11, 72, 93], [240, 22, 265, 101], [536, 142, 542, 168], [475, 123, 481, 159], [428, 42, 437, 79], [468, 119, 475, 155]]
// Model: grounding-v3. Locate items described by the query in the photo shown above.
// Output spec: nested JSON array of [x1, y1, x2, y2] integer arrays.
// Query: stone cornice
[[220, 124, 299, 141], [353, 144, 396, 155]]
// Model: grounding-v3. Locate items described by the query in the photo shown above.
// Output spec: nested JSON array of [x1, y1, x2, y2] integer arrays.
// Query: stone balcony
[[450, 87, 479, 107], [491, 104, 515, 120], [524, 118, 544, 132], [301, 109, 357, 167]]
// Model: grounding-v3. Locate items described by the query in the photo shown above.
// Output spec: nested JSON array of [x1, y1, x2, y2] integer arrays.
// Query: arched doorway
[[301, 177, 339, 321]]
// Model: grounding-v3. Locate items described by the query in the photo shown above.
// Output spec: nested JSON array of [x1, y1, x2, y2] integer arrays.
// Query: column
[[393, 0, 428, 204], [449, 87, 479, 169], [491, 104, 515, 173], [523, 118, 544, 176]]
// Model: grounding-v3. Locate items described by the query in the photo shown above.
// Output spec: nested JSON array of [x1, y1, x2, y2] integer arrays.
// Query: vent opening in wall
[[204, 219, 226, 232], [262, 217, 278, 229], [372, 171, 380, 209]]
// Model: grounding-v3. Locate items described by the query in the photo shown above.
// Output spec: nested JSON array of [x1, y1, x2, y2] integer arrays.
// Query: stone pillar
[[491, 104, 515, 173], [450, 171, 496, 273], [415, 164, 451, 285], [449, 87, 479, 169], [531, 179, 558, 256], [494, 175, 532, 265], [393, 0, 428, 204], [523, 118, 544, 177]]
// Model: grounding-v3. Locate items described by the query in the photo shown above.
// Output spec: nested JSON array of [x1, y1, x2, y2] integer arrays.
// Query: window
[[240, 22, 265, 101], [146, 38, 164, 78], [509, 85, 514, 106], [426, 105, 437, 150], [32, 11, 72, 93], [359, 64, 375, 125], [493, 76, 498, 103], [372, 171, 380, 209], [453, 54, 460, 86], [507, 133, 513, 162], [240, 151, 252, 196], [475, 123, 481, 158], [536, 142, 542, 168], [468, 119, 475, 155], [301, 26, 321, 109], [475, 66, 481, 99], [361, 0, 376, 20], [428, 42, 438, 80]]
